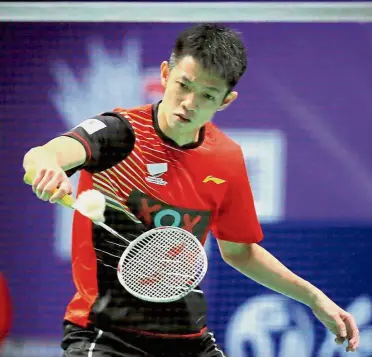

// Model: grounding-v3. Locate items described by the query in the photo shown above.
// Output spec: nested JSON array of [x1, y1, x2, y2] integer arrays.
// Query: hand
[[31, 167, 73, 203], [310, 293, 359, 352]]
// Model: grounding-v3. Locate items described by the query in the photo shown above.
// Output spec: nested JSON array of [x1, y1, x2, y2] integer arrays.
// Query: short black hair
[[169, 23, 247, 90]]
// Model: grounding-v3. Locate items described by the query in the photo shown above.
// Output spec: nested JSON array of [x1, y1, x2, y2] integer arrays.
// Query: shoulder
[[111, 103, 153, 125], [204, 122, 245, 166], [194, 123, 248, 187]]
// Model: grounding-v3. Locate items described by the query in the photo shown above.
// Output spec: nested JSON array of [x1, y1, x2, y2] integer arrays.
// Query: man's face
[[159, 56, 237, 135]]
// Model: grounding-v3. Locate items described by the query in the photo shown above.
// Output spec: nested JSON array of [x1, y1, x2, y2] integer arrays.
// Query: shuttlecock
[[74, 189, 106, 222]]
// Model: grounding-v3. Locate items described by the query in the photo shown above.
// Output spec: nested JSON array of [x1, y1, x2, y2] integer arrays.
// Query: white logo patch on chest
[[145, 163, 168, 185]]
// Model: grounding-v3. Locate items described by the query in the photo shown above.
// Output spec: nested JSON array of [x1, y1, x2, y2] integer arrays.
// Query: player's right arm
[[22, 112, 135, 203], [23, 136, 87, 202]]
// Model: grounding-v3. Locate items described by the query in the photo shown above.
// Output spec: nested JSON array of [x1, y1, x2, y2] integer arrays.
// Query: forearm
[[225, 243, 324, 307]]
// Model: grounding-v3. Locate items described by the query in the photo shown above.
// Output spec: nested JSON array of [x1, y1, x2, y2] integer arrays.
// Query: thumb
[[335, 335, 345, 344]]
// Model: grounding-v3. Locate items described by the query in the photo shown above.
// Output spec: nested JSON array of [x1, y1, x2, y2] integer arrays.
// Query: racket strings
[[118, 228, 206, 301]]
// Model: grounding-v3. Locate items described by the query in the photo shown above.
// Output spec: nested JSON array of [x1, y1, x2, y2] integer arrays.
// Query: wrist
[[303, 283, 326, 308]]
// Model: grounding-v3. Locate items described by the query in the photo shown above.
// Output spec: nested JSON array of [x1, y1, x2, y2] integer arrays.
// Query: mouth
[[175, 114, 191, 124]]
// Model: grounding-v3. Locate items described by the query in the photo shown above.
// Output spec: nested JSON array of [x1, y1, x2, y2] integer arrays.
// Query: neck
[[158, 102, 199, 147]]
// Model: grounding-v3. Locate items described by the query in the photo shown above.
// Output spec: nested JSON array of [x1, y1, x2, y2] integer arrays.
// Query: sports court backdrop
[[1, 18, 372, 357]]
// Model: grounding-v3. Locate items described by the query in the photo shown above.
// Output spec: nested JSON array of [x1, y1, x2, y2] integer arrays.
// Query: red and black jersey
[[61, 101, 263, 336]]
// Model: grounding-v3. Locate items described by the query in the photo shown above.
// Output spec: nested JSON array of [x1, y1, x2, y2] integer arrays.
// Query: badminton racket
[[23, 170, 208, 303]]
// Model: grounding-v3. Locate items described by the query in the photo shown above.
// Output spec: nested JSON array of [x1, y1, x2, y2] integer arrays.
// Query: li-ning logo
[[203, 175, 226, 184], [145, 163, 168, 186]]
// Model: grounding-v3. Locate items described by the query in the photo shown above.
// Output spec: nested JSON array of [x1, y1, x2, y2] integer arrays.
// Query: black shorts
[[61, 321, 228, 357]]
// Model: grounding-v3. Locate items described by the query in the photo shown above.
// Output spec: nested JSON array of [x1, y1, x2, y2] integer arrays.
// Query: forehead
[[171, 56, 228, 92]]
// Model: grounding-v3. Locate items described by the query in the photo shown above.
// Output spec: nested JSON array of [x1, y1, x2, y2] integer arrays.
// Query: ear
[[217, 91, 238, 112], [160, 61, 170, 88]]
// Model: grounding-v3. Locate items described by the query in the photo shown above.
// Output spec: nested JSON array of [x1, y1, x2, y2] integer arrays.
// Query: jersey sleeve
[[211, 149, 263, 244], [61, 111, 135, 176]]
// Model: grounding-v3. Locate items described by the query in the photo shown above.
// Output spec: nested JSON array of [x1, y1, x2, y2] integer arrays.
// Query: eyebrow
[[180, 76, 222, 93]]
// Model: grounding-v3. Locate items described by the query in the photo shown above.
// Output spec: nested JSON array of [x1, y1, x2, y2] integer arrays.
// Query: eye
[[203, 93, 215, 101], [177, 82, 188, 90]]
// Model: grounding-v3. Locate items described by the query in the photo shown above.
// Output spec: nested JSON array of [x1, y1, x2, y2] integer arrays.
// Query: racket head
[[117, 226, 208, 303]]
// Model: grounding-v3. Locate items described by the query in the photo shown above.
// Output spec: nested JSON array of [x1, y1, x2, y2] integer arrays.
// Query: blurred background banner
[[1, 2, 372, 357]]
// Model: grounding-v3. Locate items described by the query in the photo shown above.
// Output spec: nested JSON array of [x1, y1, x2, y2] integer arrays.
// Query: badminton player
[[23, 24, 359, 356]]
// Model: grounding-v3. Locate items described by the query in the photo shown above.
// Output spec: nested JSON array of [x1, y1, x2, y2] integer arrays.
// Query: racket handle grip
[[23, 169, 75, 208]]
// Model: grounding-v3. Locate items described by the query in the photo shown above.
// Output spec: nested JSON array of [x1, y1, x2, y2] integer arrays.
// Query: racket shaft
[[96, 221, 131, 244], [161, 284, 201, 292]]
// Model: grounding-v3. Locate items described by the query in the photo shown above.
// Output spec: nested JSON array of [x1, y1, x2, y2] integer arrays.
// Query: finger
[[347, 331, 360, 352], [344, 314, 360, 351], [352, 333, 360, 349], [49, 181, 72, 203], [41, 172, 66, 201], [344, 314, 359, 341], [35, 170, 55, 199], [333, 315, 347, 338], [334, 335, 345, 345], [38, 170, 60, 201], [32, 169, 46, 193], [346, 344, 357, 353]]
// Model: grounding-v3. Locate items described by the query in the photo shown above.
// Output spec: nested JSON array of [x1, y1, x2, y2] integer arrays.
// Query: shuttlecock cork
[[74, 189, 106, 222]]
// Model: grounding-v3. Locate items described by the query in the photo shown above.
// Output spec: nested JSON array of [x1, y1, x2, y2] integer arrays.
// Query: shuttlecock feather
[[74, 189, 106, 222]]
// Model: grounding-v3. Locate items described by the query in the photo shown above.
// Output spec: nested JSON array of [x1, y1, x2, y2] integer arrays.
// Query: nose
[[181, 92, 198, 113]]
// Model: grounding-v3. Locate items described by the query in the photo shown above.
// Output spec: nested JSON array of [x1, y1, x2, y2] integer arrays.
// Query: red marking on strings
[[167, 242, 186, 258], [139, 243, 186, 286]]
